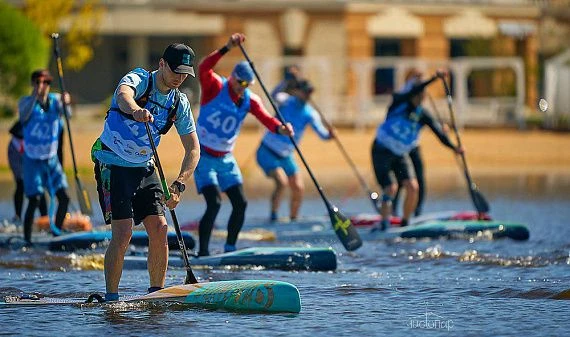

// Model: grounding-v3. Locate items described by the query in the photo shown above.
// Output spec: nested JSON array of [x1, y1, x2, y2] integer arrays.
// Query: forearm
[[427, 119, 455, 150], [175, 133, 200, 183], [116, 86, 140, 115]]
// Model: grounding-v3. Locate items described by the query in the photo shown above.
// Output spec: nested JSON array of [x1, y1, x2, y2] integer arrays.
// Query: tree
[[0, 1, 47, 101], [23, 0, 104, 71]]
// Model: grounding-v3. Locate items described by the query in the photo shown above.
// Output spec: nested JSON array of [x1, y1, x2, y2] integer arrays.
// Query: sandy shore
[[1, 120, 569, 197]]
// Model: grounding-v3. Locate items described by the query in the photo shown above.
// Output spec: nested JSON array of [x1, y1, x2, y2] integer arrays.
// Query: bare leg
[[105, 218, 133, 294], [268, 169, 288, 219], [401, 178, 419, 224], [380, 183, 398, 229], [288, 173, 304, 220], [143, 215, 169, 289]]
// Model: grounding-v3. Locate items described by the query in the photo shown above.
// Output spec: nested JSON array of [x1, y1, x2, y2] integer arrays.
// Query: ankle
[[148, 286, 163, 293], [105, 292, 119, 302], [224, 243, 236, 253]]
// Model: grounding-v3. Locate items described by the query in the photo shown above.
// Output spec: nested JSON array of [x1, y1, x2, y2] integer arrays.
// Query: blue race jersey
[[196, 78, 251, 152], [19, 93, 64, 160], [98, 68, 195, 165], [261, 93, 330, 157], [375, 102, 424, 156]]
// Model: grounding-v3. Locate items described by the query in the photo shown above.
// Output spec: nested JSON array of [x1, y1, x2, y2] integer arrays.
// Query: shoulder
[[129, 67, 151, 79], [18, 96, 31, 105], [248, 92, 263, 106], [120, 68, 150, 86], [48, 92, 62, 101], [176, 91, 191, 113]]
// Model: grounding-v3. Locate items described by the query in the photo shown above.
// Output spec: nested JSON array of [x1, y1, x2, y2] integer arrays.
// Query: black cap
[[31, 69, 53, 82], [295, 79, 314, 95], [162, 43, 195, 77]]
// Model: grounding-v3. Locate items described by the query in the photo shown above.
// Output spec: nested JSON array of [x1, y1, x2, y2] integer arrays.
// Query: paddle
[[144, 122, 198, 284], [440, 78, 490, 215], [238, 44, 362, 251], [51, 33, 93, 216], [310, 100, 382, 214]]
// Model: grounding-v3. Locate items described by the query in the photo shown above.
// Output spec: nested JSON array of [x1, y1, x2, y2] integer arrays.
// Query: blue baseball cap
[[232, 61, 255, 83]]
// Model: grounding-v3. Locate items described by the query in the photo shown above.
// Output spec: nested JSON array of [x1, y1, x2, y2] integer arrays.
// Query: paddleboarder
[[7, 120, 48, 226], [256, 78, 334, 222], [19, 69, 71, 245], [371, 69, 462, 231], [195, 32, 293, 256], [91, 43, 200, 301], [392, 69, 451, 217]]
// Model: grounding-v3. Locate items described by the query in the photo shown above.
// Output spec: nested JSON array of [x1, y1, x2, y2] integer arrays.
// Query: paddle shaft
[[51, 33, 93, 215], [440, 78, 489, 214], [144, 123, 198, 284], [238, 45, 332, 209], [238, 44, 362, 251], [310, 100, 381, 213], [51, 34, 80, 178]]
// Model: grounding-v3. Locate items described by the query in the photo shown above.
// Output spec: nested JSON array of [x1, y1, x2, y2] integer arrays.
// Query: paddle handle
[[144, 123, 198, 284]]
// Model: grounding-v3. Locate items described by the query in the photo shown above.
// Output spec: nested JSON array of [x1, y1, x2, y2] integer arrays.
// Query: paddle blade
[[471, 185, 490, 213], [328, 206, 362, 251], [75, 177, 93, 215]]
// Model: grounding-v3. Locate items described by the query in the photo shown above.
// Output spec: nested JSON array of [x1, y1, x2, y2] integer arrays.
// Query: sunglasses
[[236, 79, 250, 88], [35, 79, 52, 85]]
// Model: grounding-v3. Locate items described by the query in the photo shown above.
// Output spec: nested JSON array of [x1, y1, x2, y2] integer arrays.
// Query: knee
[[207, 197, 222, 213], [147, 222, 168, 245], [234, 198, 247, 213], [111, 227, 133, 249], [27, 194, 41, 207], [274, 178, 287, 191], [386, 184, 398, 197], [57, 190, 70, 204], [405, 180, 419, 194], [290, 182, 304, 195]]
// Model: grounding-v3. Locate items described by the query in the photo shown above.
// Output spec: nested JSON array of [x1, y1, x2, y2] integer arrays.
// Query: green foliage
[[0, 1, 48, 100], [24, 0, 104, 71]]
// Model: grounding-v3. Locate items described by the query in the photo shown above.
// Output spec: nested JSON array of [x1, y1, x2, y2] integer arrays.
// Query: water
[[0, 178, 569, 337]]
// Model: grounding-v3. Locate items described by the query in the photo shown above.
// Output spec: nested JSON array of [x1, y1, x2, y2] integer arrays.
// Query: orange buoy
[[35, 212, 92, 232]]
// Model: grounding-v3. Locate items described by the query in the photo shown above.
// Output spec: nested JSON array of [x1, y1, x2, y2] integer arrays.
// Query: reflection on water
[[0, 172, 569, 337]]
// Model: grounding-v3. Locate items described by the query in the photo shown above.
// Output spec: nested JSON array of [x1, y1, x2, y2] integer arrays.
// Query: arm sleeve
[[249, 93, 282, 133], [422, 110, 455, 150], [198, 49, 225, 105], [393, 75, 439, 105], [308, 105, 331, 139]]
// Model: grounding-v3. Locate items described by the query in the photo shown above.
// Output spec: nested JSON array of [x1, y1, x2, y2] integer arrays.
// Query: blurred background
[[0, 0, 569, 130]]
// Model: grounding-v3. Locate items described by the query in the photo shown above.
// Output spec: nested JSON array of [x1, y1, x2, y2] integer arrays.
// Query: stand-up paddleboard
[[0, 231, 195, 251], [267, 220, 529, 243], [124, 247, 337, 271], [350, 210, 492, 227], [1, 280, 301, 313], [240, 210, 492, 231], [394, 220, 530, 241]]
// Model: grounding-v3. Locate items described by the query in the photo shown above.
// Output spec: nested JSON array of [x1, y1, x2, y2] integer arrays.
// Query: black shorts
[[94, 160, 164, 225], [371, 140, 415, 188]]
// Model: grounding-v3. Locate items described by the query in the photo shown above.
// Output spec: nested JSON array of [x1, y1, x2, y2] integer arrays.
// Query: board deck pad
[[1, 280, 301, 313]]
